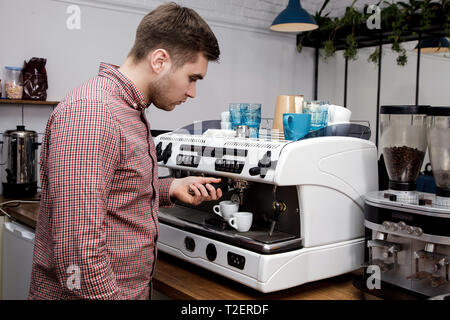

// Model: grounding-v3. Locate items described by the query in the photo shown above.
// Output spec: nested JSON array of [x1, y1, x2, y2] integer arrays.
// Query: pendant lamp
[[270, 0, 318, 32]]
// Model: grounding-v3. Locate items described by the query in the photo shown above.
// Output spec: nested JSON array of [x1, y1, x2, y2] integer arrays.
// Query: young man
[[29, 3, 222, 300]]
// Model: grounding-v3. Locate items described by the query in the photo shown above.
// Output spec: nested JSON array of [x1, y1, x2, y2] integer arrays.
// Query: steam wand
[[269, 186, 286, 237]]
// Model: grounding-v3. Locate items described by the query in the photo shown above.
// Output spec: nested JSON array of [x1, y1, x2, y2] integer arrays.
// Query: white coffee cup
[[220, 121, 232, 130], [328, 105, 352, 123], [228, 212, 253, 232], [221, 111, 230, 122], [213, 200, 239, 221]]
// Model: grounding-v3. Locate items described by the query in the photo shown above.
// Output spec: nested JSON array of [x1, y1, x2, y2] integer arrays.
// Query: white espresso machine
[[154, 123, 378, 292]]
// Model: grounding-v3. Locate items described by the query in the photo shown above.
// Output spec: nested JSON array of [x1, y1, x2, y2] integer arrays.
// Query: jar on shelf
[[4, 66, 23, 99]]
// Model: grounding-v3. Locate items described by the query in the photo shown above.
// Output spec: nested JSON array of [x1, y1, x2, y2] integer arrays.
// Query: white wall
[[318, 42, 450, 171], [318, 43, 450, 144], [0, 0, 315, 193]]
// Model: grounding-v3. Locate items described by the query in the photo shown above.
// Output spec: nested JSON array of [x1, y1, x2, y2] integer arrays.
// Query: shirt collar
[[98, 62, 150, 110]]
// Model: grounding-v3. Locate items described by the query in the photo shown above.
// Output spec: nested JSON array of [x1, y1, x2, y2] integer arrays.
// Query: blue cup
[[283, 113, 311, 140], [243, 104, 261, 138], [229, 103, 248, 128], [229, 103, 261, 138]]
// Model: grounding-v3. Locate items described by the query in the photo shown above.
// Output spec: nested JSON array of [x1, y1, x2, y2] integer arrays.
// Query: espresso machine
[[364, 106, 450, 298], [154, 122, 378, 292]]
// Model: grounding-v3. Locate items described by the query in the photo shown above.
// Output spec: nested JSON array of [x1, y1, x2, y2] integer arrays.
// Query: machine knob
[[391, 223, 399, 231], [184, 237, 195, 252], [258, 151, 272, 168], [406, 226, 414, 234], [162, 143, 172, 164], [249, 166, 261, 176], [413, 227, 423, 236], [382, 221, 391, 230], [398, 221, 406, 230], [206, 243, 217, 261], [156, 142, 163, 161]]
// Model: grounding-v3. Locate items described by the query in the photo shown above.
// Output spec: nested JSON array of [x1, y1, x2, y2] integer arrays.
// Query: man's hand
[[169, 176, 223, 206]]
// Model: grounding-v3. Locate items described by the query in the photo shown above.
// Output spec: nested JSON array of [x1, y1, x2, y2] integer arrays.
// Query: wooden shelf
[[0, 99, 59, 106]]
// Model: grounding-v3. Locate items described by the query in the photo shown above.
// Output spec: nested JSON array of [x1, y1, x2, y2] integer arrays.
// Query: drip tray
[[203, 216, 295, 244], [159, 205, 302, 254]]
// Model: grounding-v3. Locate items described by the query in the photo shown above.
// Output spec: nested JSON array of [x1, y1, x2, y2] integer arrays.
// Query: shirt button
[[132, 103, 138, 108]]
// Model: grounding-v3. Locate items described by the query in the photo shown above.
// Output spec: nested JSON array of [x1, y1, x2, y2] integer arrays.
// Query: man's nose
[[186, 82, 196, 98]]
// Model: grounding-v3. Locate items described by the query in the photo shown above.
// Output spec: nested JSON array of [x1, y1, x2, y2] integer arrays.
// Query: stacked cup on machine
[[220, 111, 232, 129]]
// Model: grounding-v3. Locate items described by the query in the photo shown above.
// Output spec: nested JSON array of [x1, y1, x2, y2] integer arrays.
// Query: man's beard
[[149, 73, 176, 111]]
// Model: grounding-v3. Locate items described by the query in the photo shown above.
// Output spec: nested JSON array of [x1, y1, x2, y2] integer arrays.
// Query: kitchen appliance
[[154, 122, 378, 292], [1, 126, 39, 198], [427, 107, 450, 207], [363, 106, 450, 298]]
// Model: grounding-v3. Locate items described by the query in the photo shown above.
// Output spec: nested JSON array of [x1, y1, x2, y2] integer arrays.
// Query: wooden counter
[[0, 194, 371, 300], [0, 194, 40, 229], [154, 252, 366, 300]]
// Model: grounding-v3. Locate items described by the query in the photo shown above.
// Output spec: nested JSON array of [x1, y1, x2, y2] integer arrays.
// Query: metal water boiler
[[1, 125, 39, 197]]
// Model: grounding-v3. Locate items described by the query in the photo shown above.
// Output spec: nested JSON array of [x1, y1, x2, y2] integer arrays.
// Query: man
[[29, 3, 222, 300]]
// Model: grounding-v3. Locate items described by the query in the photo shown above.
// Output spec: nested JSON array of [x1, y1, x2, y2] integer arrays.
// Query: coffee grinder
[[363, 105, 450, 298]]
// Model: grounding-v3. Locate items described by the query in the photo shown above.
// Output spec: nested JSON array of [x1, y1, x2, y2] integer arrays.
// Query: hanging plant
[[301, 0, 450, 66], [340, 1, 365, 60], [368, 46, 382, 65], [383, 0, 409, 66]]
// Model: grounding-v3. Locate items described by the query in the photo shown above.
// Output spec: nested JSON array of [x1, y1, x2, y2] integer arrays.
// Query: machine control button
[[382, 221, 391, 230], [227, 252, 245, 270], [391, 223, 399, 231], [156, 142, 163, 161], [249, 166, 261, 176], [162, 142, 172, 164], [206, 243, 217, 261], [215, 159, 244, 173], [258, 151, 272, 168], [406, 226, 414, 234], [184, 237, 195, 252], [389, 194, 397, 202], [413, 227, 423, 236], [398, 221, 406, 230]]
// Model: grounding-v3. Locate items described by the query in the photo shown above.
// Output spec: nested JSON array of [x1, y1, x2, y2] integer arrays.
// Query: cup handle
[[286, 115, 294, 132], [228, 217, 237, 230], [213, 205, 222, 217]]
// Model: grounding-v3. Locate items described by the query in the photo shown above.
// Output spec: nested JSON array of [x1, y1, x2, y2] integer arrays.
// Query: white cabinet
[[2, 221, 35, 300]]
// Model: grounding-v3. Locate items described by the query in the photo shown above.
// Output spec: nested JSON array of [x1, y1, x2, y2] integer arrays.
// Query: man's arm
[[158, 177, 175, 207], [47, 101, 122, 299]]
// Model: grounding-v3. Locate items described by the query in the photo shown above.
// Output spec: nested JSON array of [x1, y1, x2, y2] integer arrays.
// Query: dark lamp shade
[[415, 37, 450, 53], [270, 0, 318, 32]]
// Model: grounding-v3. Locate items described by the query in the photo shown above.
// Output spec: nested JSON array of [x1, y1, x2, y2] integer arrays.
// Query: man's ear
[[148, 49, 171, 74]]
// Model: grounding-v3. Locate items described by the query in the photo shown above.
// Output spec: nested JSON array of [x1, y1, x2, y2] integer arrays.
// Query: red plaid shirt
[[29, 63, 174, 300]]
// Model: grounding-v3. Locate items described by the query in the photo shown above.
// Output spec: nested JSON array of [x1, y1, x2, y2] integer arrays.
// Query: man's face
[[150, 53, 208, 111]]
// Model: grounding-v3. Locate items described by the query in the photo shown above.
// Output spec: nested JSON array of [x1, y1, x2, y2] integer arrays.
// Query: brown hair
[[128, 2, 220, 67]]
